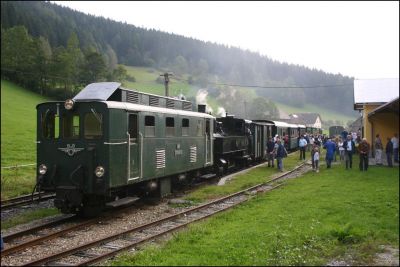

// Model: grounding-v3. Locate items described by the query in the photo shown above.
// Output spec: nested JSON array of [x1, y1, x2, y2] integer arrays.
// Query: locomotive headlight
[[95, 166, 105, 177], [39, 164, 48, 175], [64, 99, 75, 110]]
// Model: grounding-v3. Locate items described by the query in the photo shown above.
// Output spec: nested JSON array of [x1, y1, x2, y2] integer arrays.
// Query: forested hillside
[[1, 1, 357, 118]]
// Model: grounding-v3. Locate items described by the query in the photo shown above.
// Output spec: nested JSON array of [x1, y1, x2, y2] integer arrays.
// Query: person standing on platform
[[343, 135, 356, 169], [313, 145, 320, 173], [299, 135, 307, 160], [338, 137, 345, 161], [324, 138, 336, 168], [386, 137, 393, 167], [275, 138, 287, 172], [374, 134, 383, 165], [358, 138, 370, 171], [266, 137, 275, 168], [391, 133, 399, 163]]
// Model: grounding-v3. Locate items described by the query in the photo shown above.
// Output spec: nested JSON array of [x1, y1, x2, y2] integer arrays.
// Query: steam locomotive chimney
[[198, 104, 206, 113]]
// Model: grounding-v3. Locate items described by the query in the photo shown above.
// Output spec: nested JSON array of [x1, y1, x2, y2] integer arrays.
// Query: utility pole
[[160, 72, 173, 97], [244, 100, 247, 118]]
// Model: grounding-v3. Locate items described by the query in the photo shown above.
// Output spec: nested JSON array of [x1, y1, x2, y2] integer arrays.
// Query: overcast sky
[[55, 1, 399, 79]]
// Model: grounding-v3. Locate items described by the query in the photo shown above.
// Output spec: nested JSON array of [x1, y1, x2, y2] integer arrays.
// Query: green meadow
[[1, 80, 50, 199], [111, 159, 399, 266]]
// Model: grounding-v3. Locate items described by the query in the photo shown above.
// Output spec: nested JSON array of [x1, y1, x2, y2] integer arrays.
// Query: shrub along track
[[1, 162, 311, 266]]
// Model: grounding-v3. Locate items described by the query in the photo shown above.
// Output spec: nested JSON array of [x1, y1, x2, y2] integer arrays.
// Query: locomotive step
[[106, 197, 140, 207], [199, 173, 217, 179]]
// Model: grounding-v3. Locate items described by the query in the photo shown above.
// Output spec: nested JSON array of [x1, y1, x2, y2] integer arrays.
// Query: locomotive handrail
[[139, 132, 143, 179], [103, 141, 128, 145], [127, 132, 130, 181]]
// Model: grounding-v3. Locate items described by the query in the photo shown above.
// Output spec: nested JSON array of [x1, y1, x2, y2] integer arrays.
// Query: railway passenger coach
[[36, 82, 214, 216]]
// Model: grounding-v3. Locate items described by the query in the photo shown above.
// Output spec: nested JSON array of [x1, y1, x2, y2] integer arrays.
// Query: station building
[[353, 78, 399, 149]]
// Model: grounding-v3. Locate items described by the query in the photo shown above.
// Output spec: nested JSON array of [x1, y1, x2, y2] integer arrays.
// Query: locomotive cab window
[[182, 118, 189, 136], [128, 114, 138, 140], [42, 110, 59, 139], [166, 117, 175, 137], [63, 114, 80, 139], [196, 120, 203, 136], [144, 115, 155, 137], [84, 112, 102, 139]]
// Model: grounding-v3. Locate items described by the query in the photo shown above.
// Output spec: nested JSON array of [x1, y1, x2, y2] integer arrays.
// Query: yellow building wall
[[362, 104, 380, 143], [363, 104, 399, 148]]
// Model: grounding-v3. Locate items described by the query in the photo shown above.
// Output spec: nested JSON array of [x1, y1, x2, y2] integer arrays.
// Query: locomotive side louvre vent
[[149, 96, 159, 107], [126, 91, 139, 104], [182, 102, 192, 111], [166, 99, 175, 109], [190, 145, 197, 163], [156, 149, 166, 169]]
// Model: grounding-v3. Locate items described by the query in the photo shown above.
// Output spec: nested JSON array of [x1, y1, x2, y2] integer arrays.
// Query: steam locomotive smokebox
[[198, 104, 206, 113]]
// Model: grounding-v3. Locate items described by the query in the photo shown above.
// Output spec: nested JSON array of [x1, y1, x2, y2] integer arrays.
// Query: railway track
[[1, 192, 55, 210], [1, 162, 310, 266]]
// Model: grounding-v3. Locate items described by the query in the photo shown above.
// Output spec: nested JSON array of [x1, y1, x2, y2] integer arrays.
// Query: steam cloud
[[217, 107, 226, 117]]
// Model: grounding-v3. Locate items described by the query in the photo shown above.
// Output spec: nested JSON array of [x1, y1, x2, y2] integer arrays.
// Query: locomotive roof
[[103, 101, 215, 119], [73, 82, 121, 101]]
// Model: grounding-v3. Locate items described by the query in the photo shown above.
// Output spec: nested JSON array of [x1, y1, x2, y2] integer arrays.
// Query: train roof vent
[[182, 102, 192, 111], [166, 99, 175, 109], [126, 90, 139, 104], [149, 96, 159, 107]]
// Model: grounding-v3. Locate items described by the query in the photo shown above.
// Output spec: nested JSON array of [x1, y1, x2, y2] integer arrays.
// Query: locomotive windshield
[[40, 109, 103, 140], [84, 112, 103, 139], [62, 113, 80, 139], [42, 110, 59, 139]]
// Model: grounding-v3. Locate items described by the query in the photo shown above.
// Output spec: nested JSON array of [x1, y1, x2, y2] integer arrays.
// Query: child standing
[[313, 146, 320, 173]]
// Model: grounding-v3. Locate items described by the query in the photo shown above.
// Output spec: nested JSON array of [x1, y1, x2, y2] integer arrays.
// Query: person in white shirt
[[338, 137, 345, 161]]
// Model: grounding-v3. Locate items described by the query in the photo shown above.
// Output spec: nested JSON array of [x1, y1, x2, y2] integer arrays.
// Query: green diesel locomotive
[[36, 82, 214, 216]]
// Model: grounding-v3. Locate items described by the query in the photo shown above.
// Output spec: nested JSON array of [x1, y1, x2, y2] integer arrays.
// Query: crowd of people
[[265, 130, 399, 173]]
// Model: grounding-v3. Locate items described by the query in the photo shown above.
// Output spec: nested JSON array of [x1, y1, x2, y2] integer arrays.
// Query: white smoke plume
[[217, 107, 226, 117], [196, 89, 208, 105]]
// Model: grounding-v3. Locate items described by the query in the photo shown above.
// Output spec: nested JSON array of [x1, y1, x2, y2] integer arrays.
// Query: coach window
[[63, 114, 80, 139], [182, 118, 189, 136], [196, 120, 203, 136], [144, 115, 155, 137], [166, 117, 175, 137], [84, 112, 102, 139], [42, 111, 59, 139]]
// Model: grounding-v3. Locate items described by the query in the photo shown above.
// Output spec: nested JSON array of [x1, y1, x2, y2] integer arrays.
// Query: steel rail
[[21, 162, 308, 266], [1, 192, 55, 210]]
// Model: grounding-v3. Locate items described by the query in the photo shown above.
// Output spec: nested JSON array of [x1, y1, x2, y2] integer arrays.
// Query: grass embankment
[[1, 80, 50, 199], [111, 157, 399, 266], [185, 151, 303, 202], [1, 208, 59, 230]]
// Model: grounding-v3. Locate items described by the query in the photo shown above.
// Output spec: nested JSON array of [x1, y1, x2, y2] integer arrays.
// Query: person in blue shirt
[[324, 138, 336, 168], [299, 135, 307, 160]]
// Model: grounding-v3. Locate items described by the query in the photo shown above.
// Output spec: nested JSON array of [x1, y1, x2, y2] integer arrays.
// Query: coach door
[[205, 118, 212, 165], [127, 113, 140, 181]]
